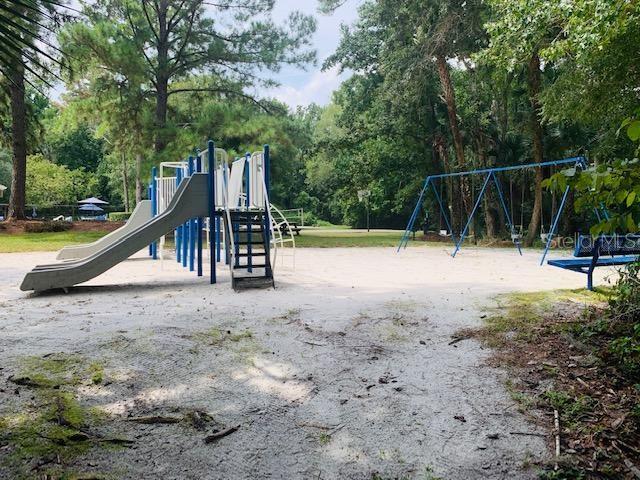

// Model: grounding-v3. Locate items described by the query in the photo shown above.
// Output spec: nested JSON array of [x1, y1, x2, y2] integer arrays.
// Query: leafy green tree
[[25, 154, 97, 207], [482, 0, 559, 245], [0, 148, 11, 192], [0, 0, 62, 220], [547, 117, 640, 235], [50, 124, 105, 172], [169, 91, 313, 209], [60, 0, 316, 159]]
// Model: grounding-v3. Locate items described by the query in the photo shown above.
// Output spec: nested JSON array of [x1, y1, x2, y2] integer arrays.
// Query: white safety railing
[[268, 203, 296, 271], [221, 161, 236, 280], [157, 161, 188, 262], [250, 151, 296, 271]]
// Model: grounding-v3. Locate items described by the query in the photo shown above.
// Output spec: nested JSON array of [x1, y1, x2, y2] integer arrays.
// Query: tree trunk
[[121, 152, 130, 212], [477, 138, 498, 239], [436, 54, 472, 222], [561, 190, 574, 237], [436, 55, 465, 169], [434, 134, 460, 234], [7, 63, 27, 221], [135, 152, 143, 204], [525, 52, 545, 247], [154, 78, 168, 154]]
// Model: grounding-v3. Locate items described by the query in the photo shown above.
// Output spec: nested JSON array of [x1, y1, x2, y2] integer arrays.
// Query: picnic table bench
[[547, 234, 640, 290], [279, 222, 302, 236]]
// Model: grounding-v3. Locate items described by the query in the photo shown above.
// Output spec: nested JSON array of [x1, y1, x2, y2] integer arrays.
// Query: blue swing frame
[[398, 156, 587, 265]]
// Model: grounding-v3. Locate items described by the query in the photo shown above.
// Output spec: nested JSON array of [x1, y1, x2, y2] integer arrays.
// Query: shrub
[[24, 221, 73, 233], [606, 262, 640, 379], [108, 212, 131, 222], [302, 211, 318, 226]]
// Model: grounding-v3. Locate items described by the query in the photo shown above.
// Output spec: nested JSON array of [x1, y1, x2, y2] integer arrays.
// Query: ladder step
[[233, 264, 267, 269], [236, 240, 265, 245], [231, 214, 266, 219], [236, 253, 267, 257], [234, 228, 264, 232], [232, 276, 274, 291]]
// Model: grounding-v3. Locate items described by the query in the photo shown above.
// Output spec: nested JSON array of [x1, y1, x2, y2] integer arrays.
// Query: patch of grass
[[477, 289, 608, 347], [192, 327, 259, 365], [16, 352, 86, 388], [505, 379, 535, 412], [289, 229, 412, 248], [0, 231, 106, 253], [542, 390, 596, 430], [538, 466, 587, 479], [421, 466, 444, 480], [89, 362, 105, 384], [269, 308, 301, 324], [473, 286, 640, 479], [380, 324, 408, 343], [318, 432, 331, 445], [194, 327, 253, 345]]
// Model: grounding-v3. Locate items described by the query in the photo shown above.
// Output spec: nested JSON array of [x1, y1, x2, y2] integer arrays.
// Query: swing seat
[[547, 235, 640, 290]]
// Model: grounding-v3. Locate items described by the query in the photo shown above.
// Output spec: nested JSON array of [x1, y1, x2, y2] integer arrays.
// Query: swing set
[[397, 156, 587, 265]]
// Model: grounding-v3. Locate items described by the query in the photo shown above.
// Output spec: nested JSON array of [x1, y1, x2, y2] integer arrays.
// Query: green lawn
[[0, 229, 415, 253], [0, 231, 106, 253], [291, 229, 401, 248], [0, 228, 568, 253]]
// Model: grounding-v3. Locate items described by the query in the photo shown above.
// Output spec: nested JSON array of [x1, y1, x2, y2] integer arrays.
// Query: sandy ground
[[0, 246, 619, 479]]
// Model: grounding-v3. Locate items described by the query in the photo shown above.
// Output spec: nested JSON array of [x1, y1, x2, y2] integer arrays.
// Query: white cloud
[[264, 66, 347, 109]]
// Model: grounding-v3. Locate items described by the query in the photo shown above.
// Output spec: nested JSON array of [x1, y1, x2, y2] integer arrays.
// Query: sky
[[262, 0, 360, 109]]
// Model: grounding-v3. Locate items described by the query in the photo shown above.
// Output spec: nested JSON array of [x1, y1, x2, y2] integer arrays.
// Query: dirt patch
[[0, 220, 124, 235], [0, 248, 621, 479], [467, 290, 640, 478]]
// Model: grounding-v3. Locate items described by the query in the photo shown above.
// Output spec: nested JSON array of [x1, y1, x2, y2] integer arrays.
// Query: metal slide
[[56, 201, 153, 260], [21, 174, 209, 292]]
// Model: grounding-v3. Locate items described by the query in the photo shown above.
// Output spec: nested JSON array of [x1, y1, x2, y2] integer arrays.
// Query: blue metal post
[[208, 141, 217, 284], [490, 172, 522, 255], [182, 162, 189, 268], [264, 145, 271, 263], [452, 173, 492, 257], [148, 184, 153, 257], [196, 151, 203, 277], [245, 152, 252, 273], [234, 158, 240, 267], [176, 169, 183, 263], [188, 156, 196, 272], [540, 185, 570, 265], [151, 167, 158, 260], [397, 179, 429, 252], [431, 178, 457, 244]]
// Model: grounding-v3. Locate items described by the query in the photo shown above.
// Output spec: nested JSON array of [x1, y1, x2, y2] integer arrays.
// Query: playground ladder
[[224, 210, 274, 290]]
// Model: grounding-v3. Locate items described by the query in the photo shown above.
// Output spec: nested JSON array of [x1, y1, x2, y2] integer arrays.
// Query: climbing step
[[225, 209, 274, 291]]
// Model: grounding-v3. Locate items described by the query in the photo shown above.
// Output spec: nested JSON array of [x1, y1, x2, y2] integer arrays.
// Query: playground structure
[[150, 149, 297, 271], [20, 141, 293, 292], [398, 156, 587, 264]]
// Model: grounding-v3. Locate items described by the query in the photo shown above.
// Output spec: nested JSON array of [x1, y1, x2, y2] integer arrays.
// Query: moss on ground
[[1, 354, 116, 479], [193, 327, 253, 345], [476, 288, 608, 347]]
